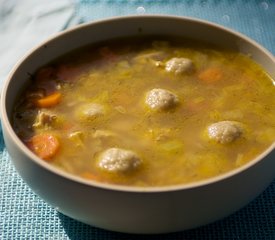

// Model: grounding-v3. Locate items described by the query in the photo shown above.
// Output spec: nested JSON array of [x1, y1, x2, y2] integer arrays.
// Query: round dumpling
[[145, 88, 179, 111], [165, 57, 194, 75], [98, 148, 141, 173], [207, 121, 243, 144]]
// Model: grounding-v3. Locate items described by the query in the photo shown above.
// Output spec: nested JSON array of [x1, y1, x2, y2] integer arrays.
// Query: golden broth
[[13, 37, 275, 186]]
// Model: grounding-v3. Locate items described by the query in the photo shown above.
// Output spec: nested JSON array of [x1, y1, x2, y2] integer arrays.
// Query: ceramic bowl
[[1, 15, 275, 234]]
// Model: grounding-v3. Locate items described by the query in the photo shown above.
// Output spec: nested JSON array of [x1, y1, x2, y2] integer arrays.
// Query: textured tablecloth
[[1, 1, 275, 239]]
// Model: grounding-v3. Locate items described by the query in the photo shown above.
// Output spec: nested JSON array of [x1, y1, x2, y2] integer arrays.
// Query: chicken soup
[[13, 37, 275, 186]]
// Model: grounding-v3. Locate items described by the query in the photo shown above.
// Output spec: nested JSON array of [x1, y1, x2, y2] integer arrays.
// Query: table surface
[[1, 1, 275, 239]]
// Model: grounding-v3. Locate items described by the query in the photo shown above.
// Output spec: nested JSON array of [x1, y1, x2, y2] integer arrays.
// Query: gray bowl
[[1, 15, 275, 234]]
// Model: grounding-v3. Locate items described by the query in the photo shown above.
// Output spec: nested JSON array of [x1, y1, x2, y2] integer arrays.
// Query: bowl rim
[[1, 14, 275, 193]]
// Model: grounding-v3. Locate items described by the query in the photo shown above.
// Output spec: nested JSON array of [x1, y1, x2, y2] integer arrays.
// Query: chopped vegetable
[[198, 67, 223, 83], [27, 133, 60, 160], [158, 140, 184, 154], [36, 92, 61, 108]]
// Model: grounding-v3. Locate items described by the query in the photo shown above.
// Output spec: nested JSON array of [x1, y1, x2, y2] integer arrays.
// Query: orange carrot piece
[[27, 133, 60, 160], [36, 92, 61, 108], [198, 67, 223, 83]]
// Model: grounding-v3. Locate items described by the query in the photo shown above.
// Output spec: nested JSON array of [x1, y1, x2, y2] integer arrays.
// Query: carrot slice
[[198, 67, 223, 83], [27, 133, 60, 160], [36, 92, 61, 108]]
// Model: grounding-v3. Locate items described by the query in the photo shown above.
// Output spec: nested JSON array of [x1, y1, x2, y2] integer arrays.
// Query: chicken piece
[[33, 110, 56, 128], [165, 57, 194, 75], [68, 131, 84, 147], [76, 103, 105, 120], [98, 148, 141, 173], [207, 121, 243, 144], [145, 88, 179, 111]]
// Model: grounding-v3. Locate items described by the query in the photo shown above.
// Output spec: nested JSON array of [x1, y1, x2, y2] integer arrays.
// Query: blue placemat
[[1, 1, 275, 239]]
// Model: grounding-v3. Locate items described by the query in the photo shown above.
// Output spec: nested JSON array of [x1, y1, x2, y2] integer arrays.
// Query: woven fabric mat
[[1, 1, 275, 239]]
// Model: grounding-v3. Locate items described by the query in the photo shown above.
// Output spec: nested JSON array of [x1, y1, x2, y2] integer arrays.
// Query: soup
[[12, 37, 275, 186]]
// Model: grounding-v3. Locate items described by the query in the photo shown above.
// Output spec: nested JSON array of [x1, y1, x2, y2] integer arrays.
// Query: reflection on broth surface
[[13, 37, 275, 186]]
